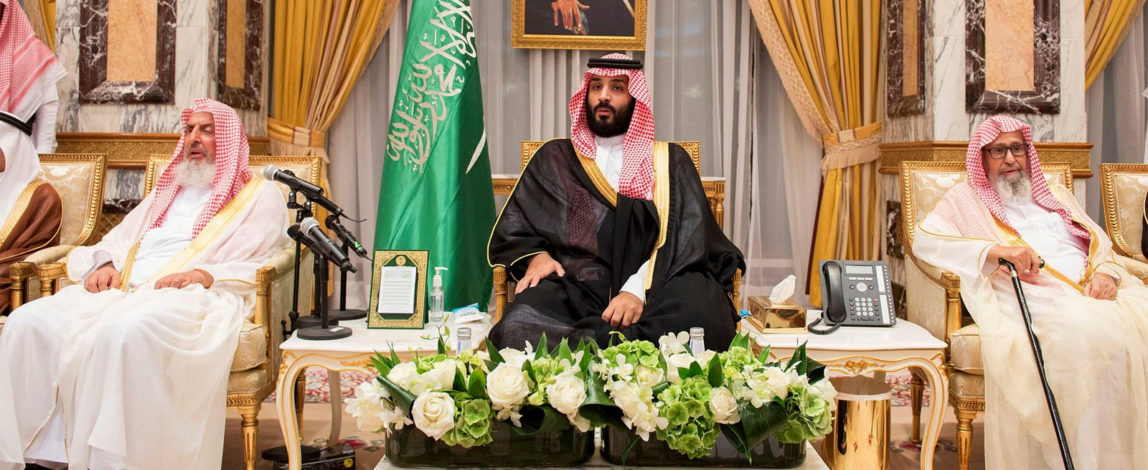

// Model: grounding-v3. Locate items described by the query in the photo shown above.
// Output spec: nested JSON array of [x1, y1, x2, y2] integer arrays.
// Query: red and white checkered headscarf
[[966, 115, 1090, 243], [0, 0, 62, 115], [569, 53, 655, 200], [145, 98, 252, 237]]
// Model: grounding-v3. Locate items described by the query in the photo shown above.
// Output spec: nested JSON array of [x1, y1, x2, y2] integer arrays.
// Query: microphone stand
[[999, 259, 1074, 470], [282, 189, 311, 336], [297, 253, 352, 340], [328, 229, 367, 321]]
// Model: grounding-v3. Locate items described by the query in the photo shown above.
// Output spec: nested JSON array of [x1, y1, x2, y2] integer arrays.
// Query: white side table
[[275, 317, 491, 470], [743, 313, 949, 470]]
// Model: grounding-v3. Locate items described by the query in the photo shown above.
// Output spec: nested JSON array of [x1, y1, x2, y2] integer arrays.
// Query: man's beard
[[993, 170, 1032, 203], [174, 158, 215, 190], [585, 98, 633, 137]]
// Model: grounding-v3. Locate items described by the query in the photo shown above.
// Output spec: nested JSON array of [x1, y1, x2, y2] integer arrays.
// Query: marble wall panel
[[216, 0, 263, 110], [965, 0, 1059, 114], [887, 0, 927, 117], [79, 0, 176, 104]]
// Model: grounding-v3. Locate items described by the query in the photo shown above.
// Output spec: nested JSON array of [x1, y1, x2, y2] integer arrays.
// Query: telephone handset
[[808, 260, 896, 335]]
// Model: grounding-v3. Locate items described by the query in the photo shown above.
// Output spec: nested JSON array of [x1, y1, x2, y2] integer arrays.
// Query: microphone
[[263, 165, 322, 196], [263, 165, 348, 218], [326, 215, 369, 259], [288, 218, 356, 272]]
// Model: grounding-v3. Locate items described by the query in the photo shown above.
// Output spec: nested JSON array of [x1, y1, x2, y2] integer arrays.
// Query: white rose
[[546, 373, 586, 416], [486, 363, 530, 409], [411, 392, 455, 440], [765, 366, 791, 400], [421, 360, 458, 392], [635, 365, 664, 387], [665, 353, 696, 384], [386, 362, 420, 392], [499, 348, 529, 368], [709, 386, 741, 424]]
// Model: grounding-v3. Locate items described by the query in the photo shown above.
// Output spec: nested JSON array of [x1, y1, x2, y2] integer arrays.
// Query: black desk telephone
[[808, 260, 896, 334]]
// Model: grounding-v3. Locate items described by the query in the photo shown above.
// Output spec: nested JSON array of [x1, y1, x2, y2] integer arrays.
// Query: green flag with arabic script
[[375, 0, 495, 311]]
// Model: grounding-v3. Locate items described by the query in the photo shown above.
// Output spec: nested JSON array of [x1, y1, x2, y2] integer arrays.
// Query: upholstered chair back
[[1099, 163, 1148, 262], [38, 153, 107, 246]]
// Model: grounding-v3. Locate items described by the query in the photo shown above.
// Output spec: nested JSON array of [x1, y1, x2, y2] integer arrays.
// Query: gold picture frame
[[368, 250, 429, 329], [511, 0, 647, 51]]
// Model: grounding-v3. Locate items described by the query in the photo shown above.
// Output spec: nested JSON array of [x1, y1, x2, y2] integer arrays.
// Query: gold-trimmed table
[[276, 317, 491, 470], [743, 314, 949, 470]]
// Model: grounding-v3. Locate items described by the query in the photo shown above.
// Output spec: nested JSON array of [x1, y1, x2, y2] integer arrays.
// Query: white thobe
[[914, 182, 1148, 469], [593, 134, 650, 302], [0, 179, 288, 470]]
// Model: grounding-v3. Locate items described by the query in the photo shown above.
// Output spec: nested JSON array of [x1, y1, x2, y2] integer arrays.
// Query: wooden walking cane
[[999, 259, 1074, 470]]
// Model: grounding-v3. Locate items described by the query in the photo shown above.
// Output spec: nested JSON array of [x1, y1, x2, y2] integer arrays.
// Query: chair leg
[[238, 403, 260, 470], [955, 407, 977, 470], [295, 374, 306, 427], [910, 370, 924, 444]]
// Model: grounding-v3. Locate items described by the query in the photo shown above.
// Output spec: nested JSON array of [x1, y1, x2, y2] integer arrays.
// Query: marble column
[[55, 0, 268, 135], [879, 0, 1091, 286]]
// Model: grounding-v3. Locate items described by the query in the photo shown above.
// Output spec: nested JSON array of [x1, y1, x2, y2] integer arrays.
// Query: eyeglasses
[[982, 142, 1028, 160]]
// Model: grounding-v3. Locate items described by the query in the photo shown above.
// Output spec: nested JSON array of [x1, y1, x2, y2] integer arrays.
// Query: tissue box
[[747, 296, 806, 329]]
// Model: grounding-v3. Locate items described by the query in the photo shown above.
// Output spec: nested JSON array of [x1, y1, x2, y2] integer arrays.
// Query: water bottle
[[689, 327, 705, 357], [456, 327, 473, 353], [429, 267, 448, 323]]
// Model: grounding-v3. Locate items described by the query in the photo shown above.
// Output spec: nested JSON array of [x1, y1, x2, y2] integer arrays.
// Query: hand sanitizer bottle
[[689, 327, 705, 358], [429, 267, 448, 323], [456, 327, 473, 352]]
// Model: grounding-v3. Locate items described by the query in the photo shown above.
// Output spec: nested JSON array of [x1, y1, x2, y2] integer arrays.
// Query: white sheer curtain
[[1087, 7, 1148, 222], [327, 0, 822, 309]]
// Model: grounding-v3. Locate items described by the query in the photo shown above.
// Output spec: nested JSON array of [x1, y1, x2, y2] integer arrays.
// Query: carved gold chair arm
[[23, 245, 73, 265], [36, 262, 68, 298], [1115, 254, 1148, 283], [493, 266, 507, 324], [253, 246, 309, 380], [9, 262, 36, 310]]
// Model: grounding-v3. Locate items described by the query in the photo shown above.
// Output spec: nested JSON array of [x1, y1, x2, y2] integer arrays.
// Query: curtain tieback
[[268, 118, 327, 148], [821, 121, 883, 171]]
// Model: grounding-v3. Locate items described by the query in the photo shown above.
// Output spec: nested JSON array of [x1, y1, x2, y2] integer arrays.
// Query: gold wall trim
[[57, 132, 271, 168], [880, 141, 1092, 177]]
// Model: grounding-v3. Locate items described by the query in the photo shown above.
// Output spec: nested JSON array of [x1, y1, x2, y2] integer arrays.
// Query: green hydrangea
[[442, 396, 494, 447], [655, 376, 717, 459], [775, 384, 834, 443]]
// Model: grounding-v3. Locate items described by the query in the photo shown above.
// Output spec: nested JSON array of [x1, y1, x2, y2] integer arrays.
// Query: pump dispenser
[[429, 267, 448, 323]]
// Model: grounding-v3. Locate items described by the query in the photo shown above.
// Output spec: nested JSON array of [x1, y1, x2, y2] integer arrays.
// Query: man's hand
[[84, 263, 121, 293], [1084, 273, 1117, 300], [602, 292, 643, 329], [988, 245, 1042, 283], [154, 269, 214, 290], [551, 0, 589, 30], [515, 252, 565, 294]]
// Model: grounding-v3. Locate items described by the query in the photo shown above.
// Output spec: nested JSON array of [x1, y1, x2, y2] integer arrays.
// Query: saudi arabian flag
[[375, 0, 495, 310]]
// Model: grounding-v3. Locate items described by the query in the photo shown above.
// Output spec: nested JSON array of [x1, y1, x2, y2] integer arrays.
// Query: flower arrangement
[[347, 331, 835, 465]]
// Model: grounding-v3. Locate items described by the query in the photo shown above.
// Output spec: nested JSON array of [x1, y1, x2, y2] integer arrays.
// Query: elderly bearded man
[[0, 98, 289, 470], [488, 54, 744, 351], [914, 116, 1148, 469]]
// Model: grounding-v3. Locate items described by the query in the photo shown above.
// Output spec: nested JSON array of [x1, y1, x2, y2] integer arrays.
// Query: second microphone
[[288, 217, 356, 272]]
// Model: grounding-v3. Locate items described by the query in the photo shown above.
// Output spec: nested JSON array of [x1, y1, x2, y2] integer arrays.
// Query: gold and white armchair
[[8, 153, 106, 309], [899, 161, 1072, 470], [10, 154, 320, 470], [491, 141, 740, 322], [1099, 164, 1148, 277]]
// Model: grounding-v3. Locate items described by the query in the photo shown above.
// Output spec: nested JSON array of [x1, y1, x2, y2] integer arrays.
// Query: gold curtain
[[21, 0, 56, 50], [269, 0, 400, 160], [1085, 0, 1146, 88], [748, 0, 882, 306]]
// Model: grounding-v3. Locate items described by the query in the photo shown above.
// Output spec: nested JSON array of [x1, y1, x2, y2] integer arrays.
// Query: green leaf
[[369, 353, 392, 377], [467, 367, 487, 399], [376, 374, 417, 417], [688, 360, 704, 377], [730, 332, 750, 350], [486, 339, 505, 364], [512, 405, 571, 437], [388, 344, 400, 365], [785, 343, 805, 373], [651, 381, 670, 396], [452, 367, 468, 393], [756, 344, 772, 364], [556, 338, 573, 362], [719, 424, 751, 463], [707, 354, 724, 388], [522, 360, 537, 384], [738, 401, 788, 450], [620, 434, 641, 466], [535, 333, 549, 360], [580, 372, 625, 429], [437, 335, 447, 355]]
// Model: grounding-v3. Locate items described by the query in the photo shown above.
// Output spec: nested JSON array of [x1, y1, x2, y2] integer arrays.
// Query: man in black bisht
[[487, 53, 744, 350]]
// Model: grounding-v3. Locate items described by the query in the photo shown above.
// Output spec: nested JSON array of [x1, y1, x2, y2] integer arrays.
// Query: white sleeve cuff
[[79, 250, 114, 280], [620, 260, 650, 304]]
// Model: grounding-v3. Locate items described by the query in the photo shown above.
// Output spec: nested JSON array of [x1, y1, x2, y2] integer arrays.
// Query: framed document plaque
[[368, 250, 428, 329]]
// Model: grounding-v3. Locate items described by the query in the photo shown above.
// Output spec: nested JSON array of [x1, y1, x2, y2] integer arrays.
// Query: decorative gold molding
[[880, 141, 1092, 177], [57, 133, 271, 169], [948, 394, 986, 412], [840, 359, 879, 375], [1099, 163, 1148, 259], [511, 0, 647, 51]]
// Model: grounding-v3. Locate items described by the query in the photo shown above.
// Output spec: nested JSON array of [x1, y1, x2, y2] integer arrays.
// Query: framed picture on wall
[[512, 0, 647, 50]]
